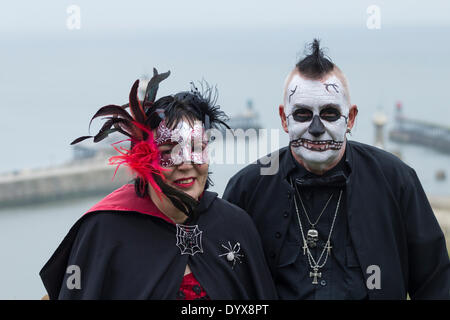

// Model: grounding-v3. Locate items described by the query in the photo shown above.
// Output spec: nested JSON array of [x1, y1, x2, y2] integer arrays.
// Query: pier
[[0, 156, 130, 209], [389, 102, 450, 154]]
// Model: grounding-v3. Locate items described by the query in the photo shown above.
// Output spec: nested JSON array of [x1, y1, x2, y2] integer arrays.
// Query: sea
[[0, 25, 449, 299]]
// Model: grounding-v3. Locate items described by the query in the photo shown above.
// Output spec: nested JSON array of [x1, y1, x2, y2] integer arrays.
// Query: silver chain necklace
[[294, 183, 333, 248], [290, 177, 343, 285]]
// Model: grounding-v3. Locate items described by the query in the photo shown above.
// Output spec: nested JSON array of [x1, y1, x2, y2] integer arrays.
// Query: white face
[[284, 73, 350, 171]]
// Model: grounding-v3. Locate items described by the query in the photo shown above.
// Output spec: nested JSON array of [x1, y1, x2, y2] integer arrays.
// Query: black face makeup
[[324, 83, 339, 93], [291, 104, 343, 123], [288, 85, 298, 104], [319, 106, 341, 122]]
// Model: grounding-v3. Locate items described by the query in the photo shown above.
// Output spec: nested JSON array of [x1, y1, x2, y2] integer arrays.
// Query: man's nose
[[308, 115, 326, 137]]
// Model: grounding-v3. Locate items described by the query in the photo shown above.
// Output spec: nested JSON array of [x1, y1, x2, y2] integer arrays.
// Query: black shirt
[[280, 150, 368, 299], [223, 141, 450, 299]]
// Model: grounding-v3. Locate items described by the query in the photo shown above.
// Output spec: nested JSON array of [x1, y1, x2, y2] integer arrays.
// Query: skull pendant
[[306, 229, 319, 248]]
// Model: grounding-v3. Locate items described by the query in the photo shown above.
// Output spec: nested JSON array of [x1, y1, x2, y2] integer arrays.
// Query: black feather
[[70, 135, 93, 145], [89, 104, 133, 132], [107, 118, 140, 139], [145, 68, 171, 104], [128, 80, 146, 125], [93, 128, 121, 143]]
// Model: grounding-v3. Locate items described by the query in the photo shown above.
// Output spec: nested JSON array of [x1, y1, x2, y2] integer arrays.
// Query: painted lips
[[173, 177, 196, 188], [291, 138, 343, 151]]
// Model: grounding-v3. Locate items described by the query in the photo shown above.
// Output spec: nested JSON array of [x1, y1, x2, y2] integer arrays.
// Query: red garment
[[177, 273, 209, 300], [85, 184, 174, 224]]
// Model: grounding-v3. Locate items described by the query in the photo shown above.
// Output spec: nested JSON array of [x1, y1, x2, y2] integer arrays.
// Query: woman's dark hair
[[296, 39, 334, 79], [134, 83, 229, 221]]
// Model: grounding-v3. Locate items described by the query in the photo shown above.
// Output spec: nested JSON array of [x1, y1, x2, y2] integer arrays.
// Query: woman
[[39, 69, 277, 300]]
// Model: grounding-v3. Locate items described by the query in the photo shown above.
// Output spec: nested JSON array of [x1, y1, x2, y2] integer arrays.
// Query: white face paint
[[156, 119, 208, 167], [284, 73, 350, 171]]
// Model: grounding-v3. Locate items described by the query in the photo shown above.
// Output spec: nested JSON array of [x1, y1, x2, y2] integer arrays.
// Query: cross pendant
[[325, 241, 332, 255], [302, 243, 308, 255], [309, 267, 322, 285]]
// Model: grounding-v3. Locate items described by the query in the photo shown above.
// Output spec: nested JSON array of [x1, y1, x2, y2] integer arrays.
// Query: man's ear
[[279, 105, 289, 133], [347, 104, 358, 129]]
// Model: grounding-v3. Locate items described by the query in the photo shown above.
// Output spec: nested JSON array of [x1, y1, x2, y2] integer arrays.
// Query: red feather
[[108, 128, 167, 199]]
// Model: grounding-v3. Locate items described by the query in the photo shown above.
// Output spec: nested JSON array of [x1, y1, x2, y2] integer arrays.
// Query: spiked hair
[[296, 39, 334, 79]]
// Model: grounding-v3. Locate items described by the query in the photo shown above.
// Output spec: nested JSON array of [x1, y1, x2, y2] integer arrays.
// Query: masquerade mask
[[71, 71, 228, 201], [285, 73, 350, 170], [156, 119, 209, 167]]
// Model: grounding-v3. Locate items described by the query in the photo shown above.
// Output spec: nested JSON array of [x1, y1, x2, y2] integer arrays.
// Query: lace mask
[[155, 119, 209, 167]]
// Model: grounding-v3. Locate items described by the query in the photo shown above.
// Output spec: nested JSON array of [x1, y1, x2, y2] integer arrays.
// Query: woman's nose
[[177, 161, 194, 170]]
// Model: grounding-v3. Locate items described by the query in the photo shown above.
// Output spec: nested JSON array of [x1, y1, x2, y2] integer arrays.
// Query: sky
[[1, 0, 450, 35], [1, 0, 449, 177]]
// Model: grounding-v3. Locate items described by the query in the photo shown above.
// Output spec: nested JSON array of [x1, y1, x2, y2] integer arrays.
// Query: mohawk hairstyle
[[296, 39, 335, 79]]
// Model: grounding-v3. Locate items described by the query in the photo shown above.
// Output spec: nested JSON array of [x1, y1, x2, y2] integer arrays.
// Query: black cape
[[40, 184, 277, 300], [223, 140, 450, 299]]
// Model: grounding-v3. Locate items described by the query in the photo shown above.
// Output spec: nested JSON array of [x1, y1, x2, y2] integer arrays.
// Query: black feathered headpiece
[[71, 68, 171, 145], [71, 69, 229, 221]]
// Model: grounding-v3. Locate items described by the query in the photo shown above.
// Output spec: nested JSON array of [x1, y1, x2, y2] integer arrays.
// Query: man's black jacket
[[223, 140, 450, 299]]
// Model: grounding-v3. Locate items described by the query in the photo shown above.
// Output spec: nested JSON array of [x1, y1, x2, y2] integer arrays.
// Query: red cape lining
[[85, 184, 174, 225]]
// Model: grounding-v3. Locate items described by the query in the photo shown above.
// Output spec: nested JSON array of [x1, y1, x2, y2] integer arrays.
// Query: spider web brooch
[[175, 224, 204, 256]]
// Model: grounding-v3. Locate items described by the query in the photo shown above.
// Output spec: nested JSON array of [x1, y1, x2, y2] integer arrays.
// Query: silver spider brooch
[[218, 241, 244, 269]]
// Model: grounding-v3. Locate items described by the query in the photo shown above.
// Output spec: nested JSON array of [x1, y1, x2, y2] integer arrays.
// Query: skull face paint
[[284, 73, 350, 171], [155, 119, 209, 167]]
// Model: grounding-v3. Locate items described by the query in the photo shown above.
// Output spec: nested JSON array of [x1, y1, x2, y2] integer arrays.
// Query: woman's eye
[[159, 146, 174, 155]]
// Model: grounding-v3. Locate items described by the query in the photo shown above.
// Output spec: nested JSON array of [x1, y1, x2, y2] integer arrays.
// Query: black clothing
[[40, 185, 277, 300], [282, 149, 367, 299], [223, 140, 450, 299]]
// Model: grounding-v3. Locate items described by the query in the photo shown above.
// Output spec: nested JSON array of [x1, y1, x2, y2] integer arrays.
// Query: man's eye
[[292, 109, 313, 122], [320, 108, 341, 121]]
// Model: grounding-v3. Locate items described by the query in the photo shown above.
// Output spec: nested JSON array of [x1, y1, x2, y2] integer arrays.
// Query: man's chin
[[291, 146, 341, 173]]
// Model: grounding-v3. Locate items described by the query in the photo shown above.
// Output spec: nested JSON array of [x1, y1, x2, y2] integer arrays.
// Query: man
[[223, 39, 449, 299]]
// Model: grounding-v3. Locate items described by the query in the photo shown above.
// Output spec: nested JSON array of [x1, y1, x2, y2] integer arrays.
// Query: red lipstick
[[173, 177, 196, 188]]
